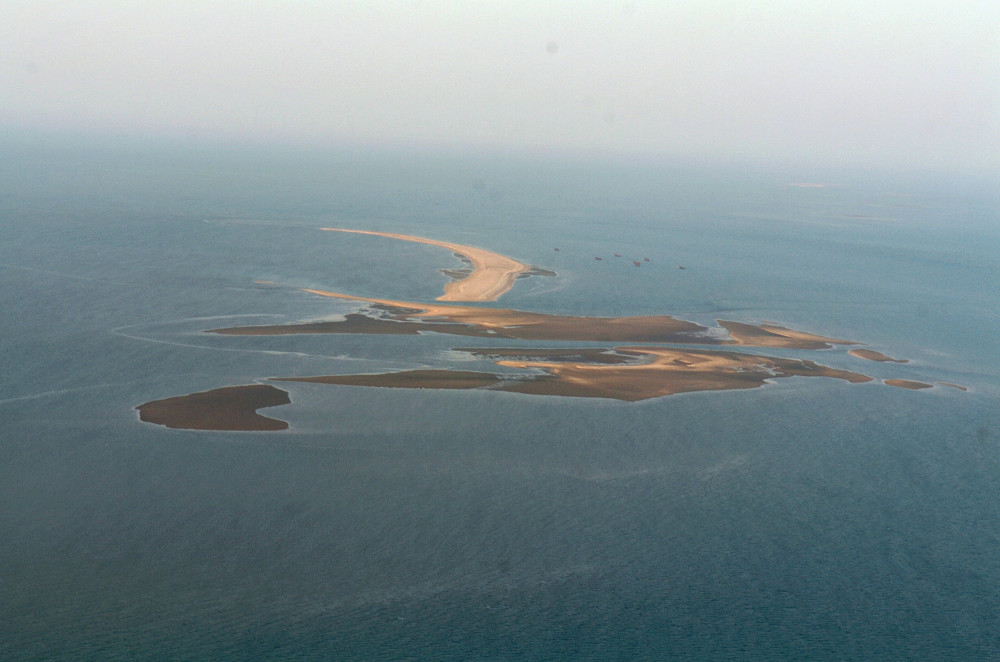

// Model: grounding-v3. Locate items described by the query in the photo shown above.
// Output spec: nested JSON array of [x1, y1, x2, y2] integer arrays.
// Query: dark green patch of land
[[136, 384, 290, 431]]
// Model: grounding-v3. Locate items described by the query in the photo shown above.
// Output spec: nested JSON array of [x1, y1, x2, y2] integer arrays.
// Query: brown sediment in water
[[718, 320, 857, 350], [321, 228, 533, 302], [849, 348, 908, 363], [136, 384, 290, 431], [274, 346, 873, 402], [210, 290, 716, 344], [939, 382, 968, 391], [885, 379, 933, 390]]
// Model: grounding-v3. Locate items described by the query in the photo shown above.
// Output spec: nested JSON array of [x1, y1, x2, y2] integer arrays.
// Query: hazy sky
[[3, 0, 998, 170]]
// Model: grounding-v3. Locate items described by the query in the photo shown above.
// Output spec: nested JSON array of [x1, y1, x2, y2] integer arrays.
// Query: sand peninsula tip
[[321, 228, 538, 302]]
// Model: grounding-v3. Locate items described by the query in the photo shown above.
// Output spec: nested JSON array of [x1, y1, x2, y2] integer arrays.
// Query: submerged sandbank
[[136, 384, 290, 431], [321, 228, 533, 302]]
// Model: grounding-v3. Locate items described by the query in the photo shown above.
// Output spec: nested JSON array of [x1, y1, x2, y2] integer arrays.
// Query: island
[[275, 346, 873, 402], [321, 228, 537, 302], [849, 349, 908, 363], [136, 384, 291, 431], [884, 379, 933, 390]]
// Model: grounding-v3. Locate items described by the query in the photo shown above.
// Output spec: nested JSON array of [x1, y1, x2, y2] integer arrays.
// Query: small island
[[275, 346, 873, 402], [136, 384, 291, 431]]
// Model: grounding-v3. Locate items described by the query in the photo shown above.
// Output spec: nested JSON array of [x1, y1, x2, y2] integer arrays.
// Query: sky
[[3, 0, 998, 171]]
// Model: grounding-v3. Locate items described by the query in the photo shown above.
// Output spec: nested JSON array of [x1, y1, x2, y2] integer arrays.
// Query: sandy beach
[[321, 228, 532, 301]]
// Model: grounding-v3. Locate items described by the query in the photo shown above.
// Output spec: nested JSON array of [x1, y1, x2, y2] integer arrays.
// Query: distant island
[[137, 228, 960, 430]]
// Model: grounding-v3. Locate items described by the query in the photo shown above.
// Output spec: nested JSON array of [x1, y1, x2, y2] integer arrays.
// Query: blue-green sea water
[[2, 141, 999, 659]]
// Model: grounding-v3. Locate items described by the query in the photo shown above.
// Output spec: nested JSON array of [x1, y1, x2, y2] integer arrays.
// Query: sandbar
[[884, 379, 933, 390], [136, 384, 290, 431], [939, 382, 968, 391], [322, 228, 532, 302], [211, 290, 715, 344], [719, 320, 856, 350], [274, 346, 872, 402], [849, 348, 908, 363]]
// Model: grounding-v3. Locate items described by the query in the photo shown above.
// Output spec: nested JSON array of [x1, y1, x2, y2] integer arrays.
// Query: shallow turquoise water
[[1, 142, 999, 659]]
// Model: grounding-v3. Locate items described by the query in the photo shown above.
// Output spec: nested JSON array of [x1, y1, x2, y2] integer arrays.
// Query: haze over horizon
[[3, 1, 998, 173]]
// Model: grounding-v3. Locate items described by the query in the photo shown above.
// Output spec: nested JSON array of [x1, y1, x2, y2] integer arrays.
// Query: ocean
[[2, 140, 999, 659]]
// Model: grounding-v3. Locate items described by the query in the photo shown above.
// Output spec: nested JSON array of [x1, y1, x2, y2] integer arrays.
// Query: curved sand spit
[[321, 228, 531, 302]]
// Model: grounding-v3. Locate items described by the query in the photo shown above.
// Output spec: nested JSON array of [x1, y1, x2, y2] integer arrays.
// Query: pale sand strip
[[321, 228, 531, 302]]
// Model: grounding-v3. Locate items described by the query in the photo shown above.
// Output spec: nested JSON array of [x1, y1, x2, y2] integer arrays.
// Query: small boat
[[633, 260, 641, 267], [594, 256, 602, 261]]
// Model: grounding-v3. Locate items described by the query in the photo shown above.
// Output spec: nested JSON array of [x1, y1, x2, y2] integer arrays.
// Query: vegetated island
[[136, 384, 290, 431], [321, 228, 543, 302]]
